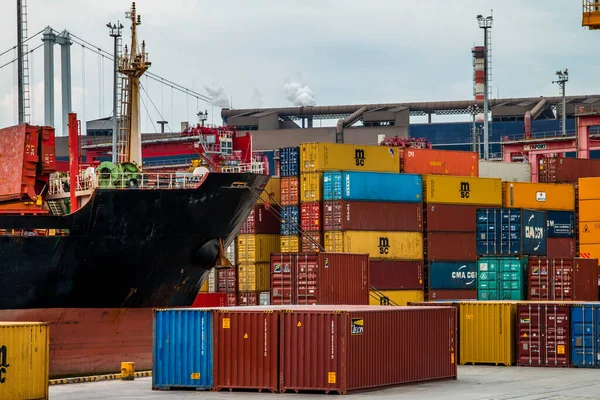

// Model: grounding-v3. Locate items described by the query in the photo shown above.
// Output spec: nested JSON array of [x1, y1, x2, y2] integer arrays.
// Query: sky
[[0, 0, 598, 135]]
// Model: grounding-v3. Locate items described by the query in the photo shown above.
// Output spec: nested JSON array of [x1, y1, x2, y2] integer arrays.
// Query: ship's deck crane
[[582, 0, 600, 29]]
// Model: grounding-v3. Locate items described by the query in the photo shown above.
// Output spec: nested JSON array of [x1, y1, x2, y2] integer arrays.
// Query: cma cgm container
[[323, 171, 422, 202], [300, 172, 322, 202], [426, 204, 479, 232], [426, 232, 477, 261], [571, 304, 600, 367], [270, 253, 369, 305], [239, 205, 281, 234], [428, 261, 477, 290], [280, 177, 299, 206], [528, 258, 599, 301], [152, 309, 213, 390], [478, 257, 527, 300], [478, 161, 531, 182], [546, 211, 575, 238], [279, 306, 457, 394], [0, 322, 49, 400], [516, 303, 570, 367], [300, 202, 322, 232], [280, 146, 300, 177], [323, 200, 422, 232], [369, 261, 424, 290], [300, 142, 401, 173], [236, 234, 280, 263], [424, 176, 502, 206], [401, 148, 478, 176], [324, 231, 423, 260], [256, 177, 280, 205], [538, 157, 600, 183], [280, 206, 300, 236], [503, 182, 575, 211]]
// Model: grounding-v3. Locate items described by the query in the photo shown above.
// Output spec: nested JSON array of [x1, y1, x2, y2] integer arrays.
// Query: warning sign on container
[[328, 372, 336, 384], [583, 224, 591, 233], [557, 345, 565, 354]]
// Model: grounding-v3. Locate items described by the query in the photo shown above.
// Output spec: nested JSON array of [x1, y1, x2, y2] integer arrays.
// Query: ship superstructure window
[[221, 138, 233, 155]]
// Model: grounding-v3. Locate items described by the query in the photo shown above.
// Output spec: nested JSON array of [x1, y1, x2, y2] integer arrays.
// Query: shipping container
[[300, 142, 401, 173], [459, 302, 516, 366], [578, 200, 600, 221], [571, 303, 600, 367], [237, 291, 259, 306], [225, 242, 236, 265], [578, 177, 600, 200], [428, 261, 477, 290], [300, 201, 321, 232], [323, 200, 422, 232], [199, 278, 209, 293], [579, 221, 600, 244], [279, 306, 457, 394], [324, 231, 424, 260], [270, 252, 369, 305], [0, 322, 49, 400], [239, 205, 281, 234], [539, 157, 600, 183], [401, 148, 478, 176], [280, 177, 299, 206], [478, 161, 531, 182], [368, 290, 425, 306], [423, 175, 502, 206], [207, 268, 217, 293], [546, 238, 576, 259], [503, 182, 575, 211], [217, 268, 236, 293], [426, 204, 478, 232], [280, 206, 299, 236], [516, 303, 570, 367], [426, 232, 477, 261], [280, 146, 300, 177], [579, 244, 600, 264], [369, 261, 424, 290], [213, 308, 279, 391], [192, 292, 228, 307], [237, 263, 270, 292], [323, 171, 422, 202], [236, 234, 280, 263], [428, 290, 478, 301], [280, 235, 300, 252], [256, 177, 280, 205], [528, 258, 598, 301], [547, 211, 575, 238], [40, 126, 56, 174], [477, 257, 527, 301], [152, 309, 213, 390], [259, 292, 270, 306], [300, 172, 322, 203], [300, 232, 322, 252]]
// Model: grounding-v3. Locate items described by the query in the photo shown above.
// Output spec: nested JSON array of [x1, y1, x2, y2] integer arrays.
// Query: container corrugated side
[[477, 257, 527, 301], [428, 290, 477, 301], [528, 258, 598, 301], [547, 211, 575, 238], [539, 157, 600, 183], [280, 146, 300, 177], [0, 124, 40, 202], [280, 206, 299, 236], [152, 309, 213, 390], [426, 232, 477, 261], [368, 290, 424, 305], [236, 234, 280, 263], [239, 205, 281, 234], [237, 263, 270, 292], [578, 177, 600, 200], [300, 232, 322, 252], [578, 200, 600, 221], [426, 204, 478, 232], [192, 293, 227, 307], [300, 201, 321, 232], [579, 221, 600, 244], [237, 291, 259, 306], [478, 161, 531, 182], [300, 142, 401, 173], [428, 261, 477, 290], [0, 322, 49, 400], [546, 238, 576, 259], [257, 177, 280, 205], [424, 175, 502, 206], [369, 261, 424, 290], [402, 148, 478, 176], [300, 172, 322, 203], [323, 200, 422, 232], [503, 182, 575, 211], [280, 235, 300, 252], [280, 177, 299, 206], [571, 304, 600, 367], [324, 231, 423, 260], [323, 171, 422, 203]]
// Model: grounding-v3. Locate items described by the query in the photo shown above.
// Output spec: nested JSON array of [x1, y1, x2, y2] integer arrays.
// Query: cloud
[[204, 85, 230, 108], [250, 88, 265, 108], [283, 80, 316, 107]]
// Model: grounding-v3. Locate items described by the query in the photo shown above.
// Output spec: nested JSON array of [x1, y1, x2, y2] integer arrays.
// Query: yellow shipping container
[[579, 244, 600, 264], [257, 177, 280, 205], [300, 142, 401, 173], [424, 175, 502, 205], [0, 322, 49, 400], [199, 279, 209, 293], [237, 263, 270, 292], [578, 200, 600, 221], [324, 231, 423, 260], [280, 235, 300, 252], [503, 182, 575, 211], [236, 234, 280, 263], [459, 302, 516, 366], [300, 172, 322, 203], [369, 290, 424, 306], [578, 177, 600, 200], [579, 221, 600, 244]]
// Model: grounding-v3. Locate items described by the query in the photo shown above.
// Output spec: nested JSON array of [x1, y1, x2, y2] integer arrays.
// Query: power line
[[0, 43, 43, 70], [0, 28, 44, 59], [140, 82, 172, 133], [138, 85, 158, 133]]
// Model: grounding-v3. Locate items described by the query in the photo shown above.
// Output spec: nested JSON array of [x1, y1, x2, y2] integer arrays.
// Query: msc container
[[152, 309, 213, 390], [459, 302, 516, 366], [578, 200, 600, 221], [478, 160, 531, 182], [546, 211, 575, 238], [546, 238, 576, 259], [369, 290, 425, 306], [270, 252, 369, 305], [257, 177, 280, 205], [300, 232, 322, 252], [280, 235, 300, 252], [237, 291, 259, 306], [578, 177, 600, 200], [323, 171, 422, 203], [426, 204, 478, 232], [571, 303, 600, 367], [428, 261, 477, 290], [477, 257, 527, 301], [503, 182, 575, 211], [0, 322, 49, 400], [324, 231, 423, 260], [300, 201, 321, 232], [401, 148, 478, 176], [423, 175, 502, 206], [217, 268, 236, 293], [279, 306, 457, 394], [280, 146, 300, 177], [579, 221, 600, 244], [213, 308, 278, 392], [300, 142, 401, 173], [369, 261, 424, 290], [280, 177, 299, 206], [528, 258, 599, 301], [239, 205, 281, 234], [192, 292, 228, 307], [280, 206, 300, 236], [300, 172, 322, 203], [237, 263, 270, 292], [426, 232, 477, 261], [236, 234, 280, 263], [516, 303, 570, 367], [428, 290, 477, 301], [539, 157, 600, 183], [323, 200, 422, 232]]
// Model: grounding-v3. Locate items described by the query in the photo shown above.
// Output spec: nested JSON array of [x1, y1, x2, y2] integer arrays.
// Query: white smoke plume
[[283, 80, 316, 107], [204, 85, 231, 108]]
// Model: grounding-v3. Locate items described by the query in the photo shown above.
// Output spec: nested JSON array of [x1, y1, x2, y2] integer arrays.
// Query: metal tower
[[17, 0, 31, 124], [477, 12, 493, 160], [107, 21, 124, 164], [552, 69, 569, 137]]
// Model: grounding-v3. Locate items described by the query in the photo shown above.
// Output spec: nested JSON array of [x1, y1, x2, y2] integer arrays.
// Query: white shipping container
[[259, 291, 270, 306], [207, 268, 217, 293], [478, 161, 531, 182], [226, 242, 236, 264]]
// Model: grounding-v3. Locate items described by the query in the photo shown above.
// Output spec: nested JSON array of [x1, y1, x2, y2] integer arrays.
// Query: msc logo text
[[354, 149, 366, 166], [459, 182, 471, 199], [378, 237, 390, 255]]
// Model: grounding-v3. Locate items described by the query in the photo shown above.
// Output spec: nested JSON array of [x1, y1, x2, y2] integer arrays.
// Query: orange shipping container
[[402, 148, 478, 177], [280, 177, 299, 206], [503, 182, 575, 211]]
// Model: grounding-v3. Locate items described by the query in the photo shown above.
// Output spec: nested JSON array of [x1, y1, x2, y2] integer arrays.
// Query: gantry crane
[[582, 0, 600, 29]]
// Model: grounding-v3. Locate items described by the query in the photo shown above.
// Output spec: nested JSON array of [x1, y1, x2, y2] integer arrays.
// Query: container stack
[[193, 242, 237, 306], [578, 177, 600, 263], [279, 147, 301, 252]]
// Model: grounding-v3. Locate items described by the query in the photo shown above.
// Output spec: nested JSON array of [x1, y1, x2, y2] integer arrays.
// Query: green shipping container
[[477, 257, 527, 301]]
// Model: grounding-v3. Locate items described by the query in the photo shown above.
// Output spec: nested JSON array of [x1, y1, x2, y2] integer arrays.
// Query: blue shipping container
[[428, 261, 477, 290], [279, 147, 300, 177], [153, 309, 214, 390], [571, 304, 600, 368], [322, 171, 422, 202], [280, 205, 299, 235], [547, 211, 575, 238]]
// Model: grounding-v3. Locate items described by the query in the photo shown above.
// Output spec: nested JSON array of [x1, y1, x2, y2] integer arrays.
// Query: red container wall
[[528, 258, 598, 301], [238, 291, 259, 306], [226, 293, 237, 306], [428, 290, 478, 301], [546, 238, 575, 259], [0, 124, 40, 202], [425, 204, 479, 232], [517, 303, 570, 367], [191, 292, 227, 307], [40, 126, 56, 174], [539, 157, 600, 183], [213, 310, 279, 391], [369, 261, 424, 290], [281, 177, 299, 206], [217, 268, 236, 293], [402, 148, 478, 177], [301, 232, 322, 252], [426, 232, 477, 261], [279, 306, 457, 394], [300, 202, 322, 232], [239, 205, 281, 234], [323, 201, 422, 232]]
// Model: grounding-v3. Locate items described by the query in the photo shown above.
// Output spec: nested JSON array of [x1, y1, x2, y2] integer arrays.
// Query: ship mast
[[117, 2, 151, 166]]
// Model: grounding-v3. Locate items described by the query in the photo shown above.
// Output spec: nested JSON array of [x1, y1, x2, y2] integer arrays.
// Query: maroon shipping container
[[281, 177, 299, 206], [300, 201, 322, 232], [517, 303, 570, 367], [0, 124, 41, 202], [270, 253, 369, 305], [217, 268, 236, 293], [528, 258, 599, 301], [191, 292, 228, 307], [425, 204, 479, 232], [40, 126, 56, 174], [301, 232, 322, 252], [279, 306, 457, 394], [239, 205, 281, 234], [238, 291, 259, 306], [369, 261, 424, 290], [226, 293, 237, 306], [539, 157, 600, 183], [323, 200, 422, 232], [426, 232, 477, 261], [213, 308, 278, 392], [428, 290, 478, 301], [546, 238, 576, 259]]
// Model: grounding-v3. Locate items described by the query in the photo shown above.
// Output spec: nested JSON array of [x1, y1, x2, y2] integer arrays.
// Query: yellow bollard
[[121, 362, 135, 381]]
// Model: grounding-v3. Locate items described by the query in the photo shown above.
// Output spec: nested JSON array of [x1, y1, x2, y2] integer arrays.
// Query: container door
[[528, 258, 550, 300], [271, 256, 295, 305], [296, 259, 318, 305], [570, 305, 596, 367], [517, 304, 542, 366], [544, 305, 570, 366]]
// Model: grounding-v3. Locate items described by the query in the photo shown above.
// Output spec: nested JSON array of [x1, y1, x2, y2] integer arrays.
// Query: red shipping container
[[191, 292, 227, 307], [279, 306, 457, 394], [280, 177, 299, 206], [300, 201, 321, 232], [226, 292, 237, 306], [40, 126, 56, 174], [538, 157, 600, 183], [546, 238, 575, 259], [425, 204, 479, 232], [528, 257, 598, 301], [239, 205, 281, 234], [401, 148, 478, 177], [426, 232, 477, 261], [428, 290, 478, 301], [369, 261, 424, 290], [217, 268, 236, 293], [270, 253, 369, 305], [238, 291, 259, 306], [323, 200, 422, 232], [0, 124, 41, 202], [517, 303, 570, 367], [301, 232, 322, 252], [213, 308, 278, 392]]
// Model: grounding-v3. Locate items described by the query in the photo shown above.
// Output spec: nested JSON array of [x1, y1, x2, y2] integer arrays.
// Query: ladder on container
[[47, 200, 65, 216], [369, 286, 400, 306], [117, 74, 131, 164]]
